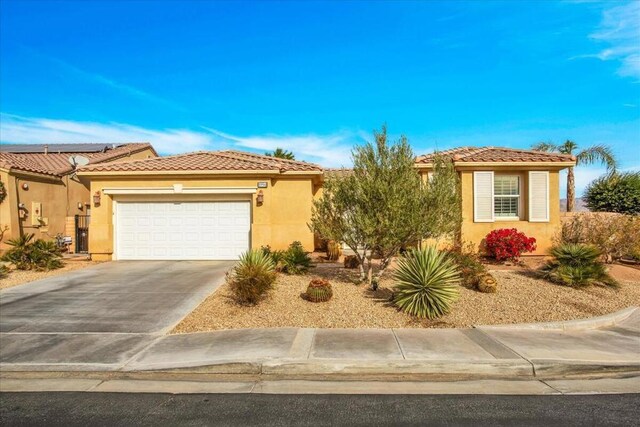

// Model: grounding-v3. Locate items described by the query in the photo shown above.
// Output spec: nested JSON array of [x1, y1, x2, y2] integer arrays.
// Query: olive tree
[[310, 125, 461, 289]]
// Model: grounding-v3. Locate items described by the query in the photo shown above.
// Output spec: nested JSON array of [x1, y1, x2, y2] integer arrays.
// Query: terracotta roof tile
[[416, 146, 575, 164], [78, 150, 323, 173], [0, 143, 155, 176]]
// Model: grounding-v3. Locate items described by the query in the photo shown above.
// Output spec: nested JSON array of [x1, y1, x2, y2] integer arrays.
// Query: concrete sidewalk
[[1, 307, 638, 382]]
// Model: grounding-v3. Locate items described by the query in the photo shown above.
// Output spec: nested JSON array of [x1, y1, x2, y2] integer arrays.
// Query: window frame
[[493, 174, 522, 221]]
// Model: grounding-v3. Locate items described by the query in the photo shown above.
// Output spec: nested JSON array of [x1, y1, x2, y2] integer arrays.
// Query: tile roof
[[0, 143, 155, 176], [416, 146, 575, 164], [78, 150, 323, 173]]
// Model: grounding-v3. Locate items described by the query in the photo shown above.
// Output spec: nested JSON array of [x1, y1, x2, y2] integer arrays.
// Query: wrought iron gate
[[75, 215, 90, 253]]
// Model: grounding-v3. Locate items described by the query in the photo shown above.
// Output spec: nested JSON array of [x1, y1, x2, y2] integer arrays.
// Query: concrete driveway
[[0, 261, 232, 368]]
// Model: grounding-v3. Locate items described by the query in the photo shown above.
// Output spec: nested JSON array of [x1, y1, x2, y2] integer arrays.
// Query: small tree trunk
[[357, 262, 365, 280], [567, 167, 575, 212], [364, 251, 376, 289], [373, 256, 392, 287]]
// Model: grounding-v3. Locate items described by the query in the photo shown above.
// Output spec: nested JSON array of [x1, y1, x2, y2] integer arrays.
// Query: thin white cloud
[[0, 114, 362, 167], [201, 127, 362, 167], [0, 114, 217, 154], [588, 1, 640, 79]]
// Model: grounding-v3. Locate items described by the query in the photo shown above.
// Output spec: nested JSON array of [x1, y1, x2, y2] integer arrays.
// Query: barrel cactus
[[477, 273, 498, 293], [305, 278, 333, 302], [326, 240, 342, 261]]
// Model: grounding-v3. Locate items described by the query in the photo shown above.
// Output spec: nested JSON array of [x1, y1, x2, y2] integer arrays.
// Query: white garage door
[[115, 201, 250, 260]]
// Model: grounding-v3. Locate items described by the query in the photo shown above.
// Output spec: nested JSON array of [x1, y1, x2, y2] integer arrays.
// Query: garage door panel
[[116, 201, 250, 260]]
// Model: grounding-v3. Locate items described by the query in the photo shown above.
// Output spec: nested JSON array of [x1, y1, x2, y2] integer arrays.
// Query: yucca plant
[[229, 249, 277, 305], [542, 243, 617, 288], [392, 246, 460, 319]]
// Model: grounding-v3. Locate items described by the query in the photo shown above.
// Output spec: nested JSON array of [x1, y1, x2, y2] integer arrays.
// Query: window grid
[[494, 176, 520, 218]]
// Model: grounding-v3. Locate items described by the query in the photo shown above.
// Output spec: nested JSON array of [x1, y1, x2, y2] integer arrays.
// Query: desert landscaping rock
[[173, 264, 640, 332]]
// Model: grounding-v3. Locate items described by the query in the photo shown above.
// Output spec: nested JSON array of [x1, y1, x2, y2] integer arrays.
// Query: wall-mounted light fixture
[[21, 183, 29, 190], [77, 202, 84, 210], [256, 190, 264, 205], [93, 191, 101, 207]]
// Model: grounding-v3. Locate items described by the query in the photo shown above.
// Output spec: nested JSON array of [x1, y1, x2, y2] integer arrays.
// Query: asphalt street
[[1, 392, 639, 426]]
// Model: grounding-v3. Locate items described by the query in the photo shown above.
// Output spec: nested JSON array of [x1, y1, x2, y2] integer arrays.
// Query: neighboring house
[[0, 143, 157, 253], [76, 151, 323, 261], [73, 146, 573, 262], [415, 147, 575, 255]]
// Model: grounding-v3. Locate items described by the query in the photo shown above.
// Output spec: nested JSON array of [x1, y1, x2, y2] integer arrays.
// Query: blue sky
[[1, 0, 639, 196]]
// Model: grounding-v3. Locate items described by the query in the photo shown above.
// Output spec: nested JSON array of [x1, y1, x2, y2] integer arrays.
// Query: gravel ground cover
[[0, 261, 99, 290], [173, 262, 640, 333]]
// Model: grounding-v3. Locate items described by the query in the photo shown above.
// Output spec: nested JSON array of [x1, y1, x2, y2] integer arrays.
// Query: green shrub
[[228, 249, 277, 305], [0, 264, 9, 280], [585, 172, 640, 215], [542, 243, 617, 288], [446, 246, 486, 289], [392, 246, 460, 319], [260, 245, 285, 270], [1, 233, 64, 271], [282, 241, 312, 275]]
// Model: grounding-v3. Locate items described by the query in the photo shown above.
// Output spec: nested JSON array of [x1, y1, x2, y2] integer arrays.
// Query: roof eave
[[78, 169, 284, 177], [453, 160, 576, 168], [2, 167, 62, 181]]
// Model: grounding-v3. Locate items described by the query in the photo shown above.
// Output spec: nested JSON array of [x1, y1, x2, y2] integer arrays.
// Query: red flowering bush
[[485, 228, 536, 261]]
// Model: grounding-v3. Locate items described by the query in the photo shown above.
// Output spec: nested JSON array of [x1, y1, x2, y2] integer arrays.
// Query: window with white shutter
[[528, 171, 549, 222], [474, 171, 494, 222]]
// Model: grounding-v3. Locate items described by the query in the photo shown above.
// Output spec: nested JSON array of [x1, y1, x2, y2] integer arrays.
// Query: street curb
[[3, 359, 639, 381], [531, 360, 640, 379], [475, 306, 639, 331], [260, 359, 533, 378]]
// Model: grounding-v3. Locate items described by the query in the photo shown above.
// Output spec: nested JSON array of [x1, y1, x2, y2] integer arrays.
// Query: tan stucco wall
[[85, 175, 317, 260], [0, 173, 94, 249], [459, 168, 561, 255], [0, 147, 156, 251]]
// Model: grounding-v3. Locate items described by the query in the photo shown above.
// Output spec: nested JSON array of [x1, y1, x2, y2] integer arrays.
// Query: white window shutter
[[474, 171, 494, 223], [529, 171, 549, 222]]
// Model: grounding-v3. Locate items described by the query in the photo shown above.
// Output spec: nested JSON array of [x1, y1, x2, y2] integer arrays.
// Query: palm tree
[[531, 140, 617, 212], [265, 148, 295, 160]]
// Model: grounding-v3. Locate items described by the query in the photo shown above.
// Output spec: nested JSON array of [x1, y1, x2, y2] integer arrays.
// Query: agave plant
[[392, 246, 460, 319], [229, 249, 277, 305], [542, 243, 617, 287]]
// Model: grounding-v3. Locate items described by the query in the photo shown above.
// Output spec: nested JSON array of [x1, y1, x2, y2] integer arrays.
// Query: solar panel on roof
[[0, 143, 119, 153]]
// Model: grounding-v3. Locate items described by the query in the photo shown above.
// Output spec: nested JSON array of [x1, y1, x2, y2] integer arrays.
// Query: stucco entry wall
[[87, 175, 315, 261], [459, 168, 562, 255]]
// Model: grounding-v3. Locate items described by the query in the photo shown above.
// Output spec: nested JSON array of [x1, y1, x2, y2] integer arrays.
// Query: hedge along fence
[[558, 212, 640, 263]]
